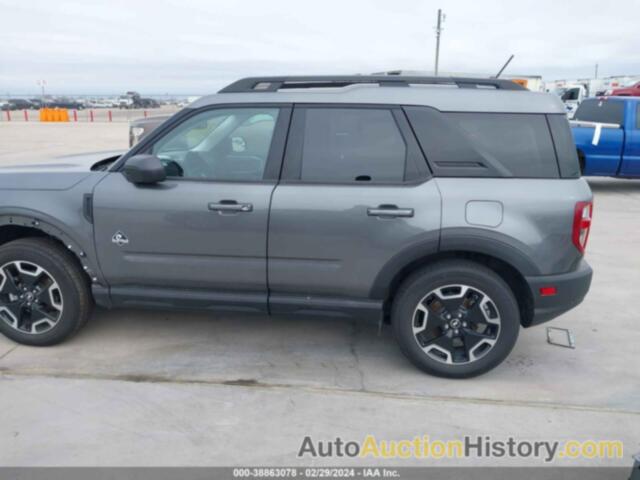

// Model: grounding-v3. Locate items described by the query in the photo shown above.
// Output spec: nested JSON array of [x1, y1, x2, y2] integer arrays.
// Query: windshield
[[561, 88, 580, 101]]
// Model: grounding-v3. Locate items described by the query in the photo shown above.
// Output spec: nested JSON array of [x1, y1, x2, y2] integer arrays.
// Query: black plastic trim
[[524, 259, 592, 326], [82, 194, 93, 223], [269, 293, 382, 321], [440, 227, 541, 276], [370, 227, 542, 299], [109, 286, 267, 313], [369, 232, 441, 299]]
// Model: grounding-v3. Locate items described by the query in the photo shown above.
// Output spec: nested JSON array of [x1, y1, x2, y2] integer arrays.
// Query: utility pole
[[594, 63, 599, 79], [434, 9, 445, 76], [37, 80, 46, 105]]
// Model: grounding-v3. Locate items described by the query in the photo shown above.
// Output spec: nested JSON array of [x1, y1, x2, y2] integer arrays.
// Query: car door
[[572, 99, 625, 176], [93, 105, 291, 312], [267, 105, 441, 317], [620, 102, 640, 177]]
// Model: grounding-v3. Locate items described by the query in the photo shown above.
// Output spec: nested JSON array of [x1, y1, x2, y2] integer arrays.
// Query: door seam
[[266, 105, 295, 315]]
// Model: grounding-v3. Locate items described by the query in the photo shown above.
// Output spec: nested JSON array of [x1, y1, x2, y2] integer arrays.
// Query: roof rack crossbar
[[218, 76, 526, 93]]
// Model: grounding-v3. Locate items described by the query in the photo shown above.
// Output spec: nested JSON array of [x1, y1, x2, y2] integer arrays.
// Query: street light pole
[[434, 9, 445, 76], [37, 80, 46, 106]]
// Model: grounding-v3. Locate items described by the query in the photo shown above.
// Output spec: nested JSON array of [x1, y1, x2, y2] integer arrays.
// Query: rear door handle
[[367, 205, 414, 218], [208, 200, 253, 213]]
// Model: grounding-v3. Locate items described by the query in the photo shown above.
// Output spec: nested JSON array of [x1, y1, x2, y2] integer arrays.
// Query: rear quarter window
[[573, 99, 624, 125], [404, 107, 560, 178], [546, 114, 580, 178]]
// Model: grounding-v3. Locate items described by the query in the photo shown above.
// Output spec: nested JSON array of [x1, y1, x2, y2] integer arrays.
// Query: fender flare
[[0, 209, 103, 285], [369, 227, 539, 300]]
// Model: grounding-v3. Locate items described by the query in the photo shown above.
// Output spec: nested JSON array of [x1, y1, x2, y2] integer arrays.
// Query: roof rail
[[218, 75, 526, 93]]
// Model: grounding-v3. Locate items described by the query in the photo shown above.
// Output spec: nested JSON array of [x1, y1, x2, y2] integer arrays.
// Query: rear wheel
[[392, 260, 520, 378], [0, 238, 92, 346]]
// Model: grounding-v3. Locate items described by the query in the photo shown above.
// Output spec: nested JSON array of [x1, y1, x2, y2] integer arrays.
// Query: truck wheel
[[0, 238, 92, 346], [392, 260, 520, 378]]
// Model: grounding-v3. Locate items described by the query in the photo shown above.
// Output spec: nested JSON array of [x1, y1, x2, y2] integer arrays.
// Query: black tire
[[392, 260, 520, 378], [0, 238, 92, 346]]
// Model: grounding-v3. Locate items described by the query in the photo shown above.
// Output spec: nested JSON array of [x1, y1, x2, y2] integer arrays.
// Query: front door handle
[[367, 204, 414, 218], [208, 200, 253, 213]]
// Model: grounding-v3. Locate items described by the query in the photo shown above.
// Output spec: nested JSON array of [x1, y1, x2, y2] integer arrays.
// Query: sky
[[1, 0, 639, 96]]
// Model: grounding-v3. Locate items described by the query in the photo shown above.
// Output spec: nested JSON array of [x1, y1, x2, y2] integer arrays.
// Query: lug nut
[[462, 322, 468, 327]]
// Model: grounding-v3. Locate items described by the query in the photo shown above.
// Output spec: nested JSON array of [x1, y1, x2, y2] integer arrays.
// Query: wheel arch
[[0, 214, 99, 287], [372, 237, 536, 327]]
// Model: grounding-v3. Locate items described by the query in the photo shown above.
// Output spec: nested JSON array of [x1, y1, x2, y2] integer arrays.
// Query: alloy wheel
[[412, 284, 501, 365], [0, 261, 64, 335]]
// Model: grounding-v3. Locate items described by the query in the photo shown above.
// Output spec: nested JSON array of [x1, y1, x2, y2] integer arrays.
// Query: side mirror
[[123, 154, 166, 184]]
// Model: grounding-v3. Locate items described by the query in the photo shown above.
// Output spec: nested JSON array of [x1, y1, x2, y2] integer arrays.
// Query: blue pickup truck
[[571, 96, 640, 177]]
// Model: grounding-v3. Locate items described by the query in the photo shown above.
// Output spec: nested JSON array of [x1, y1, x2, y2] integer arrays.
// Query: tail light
[[572, 201, 593, 254]]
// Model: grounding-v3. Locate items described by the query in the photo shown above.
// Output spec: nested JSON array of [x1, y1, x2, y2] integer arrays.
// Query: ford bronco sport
[[0, 76, 593, 378]]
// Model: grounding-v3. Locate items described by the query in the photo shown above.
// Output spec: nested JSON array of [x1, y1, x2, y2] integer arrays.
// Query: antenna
[[495, 54, 515, 78]]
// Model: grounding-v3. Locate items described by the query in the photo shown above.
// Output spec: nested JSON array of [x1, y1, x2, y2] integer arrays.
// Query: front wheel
[[392, 260, 520, 378], [0, 238, 92, 346]]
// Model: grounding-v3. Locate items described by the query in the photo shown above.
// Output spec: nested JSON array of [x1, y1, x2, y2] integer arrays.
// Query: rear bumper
[[524, 259, 593, 327]]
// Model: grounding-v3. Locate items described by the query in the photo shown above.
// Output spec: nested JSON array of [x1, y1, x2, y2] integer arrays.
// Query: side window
[[573, 99, 624, 125], [405, 107, 559, 178], [446, 113, 559, 178], [547, 114, 580, 178], [150, 108, 279, 181], [297, 108, 407, 183]]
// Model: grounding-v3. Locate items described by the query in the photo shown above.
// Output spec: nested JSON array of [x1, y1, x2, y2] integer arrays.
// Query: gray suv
[[0, 76, 593, 378]]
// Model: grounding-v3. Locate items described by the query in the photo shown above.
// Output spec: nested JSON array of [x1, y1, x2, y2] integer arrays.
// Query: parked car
[[119, 91, 160, 109], [28, 98, 43, 110], [1, 99, 34, 111], [556, 84, 588, 117], [139, 98, 160, 108], [129, 114, 172, 146], [47, 98, 84, 110], [571, 96, 640, 177], [0, 75, 593, 378], [609, 81, 640, 97]]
